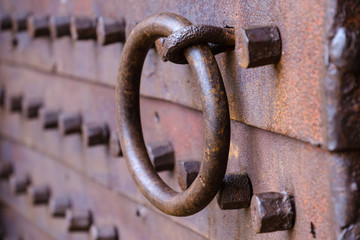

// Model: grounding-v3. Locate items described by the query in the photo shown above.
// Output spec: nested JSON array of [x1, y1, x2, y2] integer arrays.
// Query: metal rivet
[[6, 94, 23, 113], [12, 13, 32, 32], [216, 173, 252, 210], [177, 161, 200, 191], [109, 132, 122, 157], [39, 109, 60, 130], [90, 225, 118, 240], [0, 15, 12, 31], [0, 162, 13, 180], [70, 16, 97, 41], [59, 113, 82, 135], [82, 122, 110, 147], [236, 26, 281, 68], [27, 16, 50, 38], [251, 191, 295, 233], [96, 17, 125, 46], [28, 185, 51, 205], [66, 209, 93, 232], [146, 143, 175, 172], [9, 175, 31, 195], [22, 98, 43, 119], [49, 196, 71, 217], [49, 16, 71, 38]]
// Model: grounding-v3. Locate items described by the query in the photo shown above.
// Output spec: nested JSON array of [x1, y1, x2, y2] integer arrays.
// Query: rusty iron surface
[[0, 0, 327, 149], [0, 0, 358, 239], [0, 61, 347, 238]]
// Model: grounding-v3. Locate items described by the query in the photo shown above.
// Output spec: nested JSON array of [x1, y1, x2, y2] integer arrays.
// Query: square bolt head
[[49, 16, 71, 39], [177, 161, 200, 191], [217, 173, 252, 210], [22, 98, 43, 119], [146, 143, 174, 172], [66, 209, 93, 232], [10, 175, 31, 195], [82, 122, 110, 147], [28, 185, 51, 205], [0, 162, 13, 179], [59, 113, 82, 135], [236, 25, 281, 68], [90, 225, 118, 240], [6, 95, 22, 113], [251, 191, 295, 233], [40, 109, 60, 129], [49, 196, 72, 217]]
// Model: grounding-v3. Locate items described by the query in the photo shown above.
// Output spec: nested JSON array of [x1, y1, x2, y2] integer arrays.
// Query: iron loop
[[156, 25, 235, 64], [116, 12, 230, 216]]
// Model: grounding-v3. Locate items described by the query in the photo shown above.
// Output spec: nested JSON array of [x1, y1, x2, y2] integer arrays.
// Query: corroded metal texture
[[216, 173, 252, 210], [251, 192, 295, 233], [236, 26, 281, 68], [116, 13, 230, 216]]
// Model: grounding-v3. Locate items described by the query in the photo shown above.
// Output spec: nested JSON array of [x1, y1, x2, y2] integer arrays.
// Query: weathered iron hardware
[[156, 25, 235, 64], [216, 173, 252, 210], [82, 122, 110, 147], [90, 225, 118, 240], [49, 196, 72, 217], [49, 16, 71, 38], [27, 16, 50, 38], [146, 143, 175, 172], [97, 17, 125, 46], [59, 113, 82, 135], [251, 191, 295, 233], [6, 94, 22, 113], [177, 161, 200, 191], [0, 162, 13, 180], [22, 98, 43, 119], [0, 15, 12, 31], [70, 17, 97, 41], [27, 185, 51, 205], [12, 13, 31, 32], [109, 132, 122, 157], [236, 26, 282, 68], [39, 109, 60, 129], [9, 175, 31, 195], [116, 13, 230, 216], [66, 209, 93, 231]]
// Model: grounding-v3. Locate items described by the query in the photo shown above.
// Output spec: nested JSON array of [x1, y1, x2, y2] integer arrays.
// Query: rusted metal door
[[0, 0, 359, 239]]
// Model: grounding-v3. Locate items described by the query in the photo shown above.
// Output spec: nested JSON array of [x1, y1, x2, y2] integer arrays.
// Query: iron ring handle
[[116, 13, 230, 216]]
